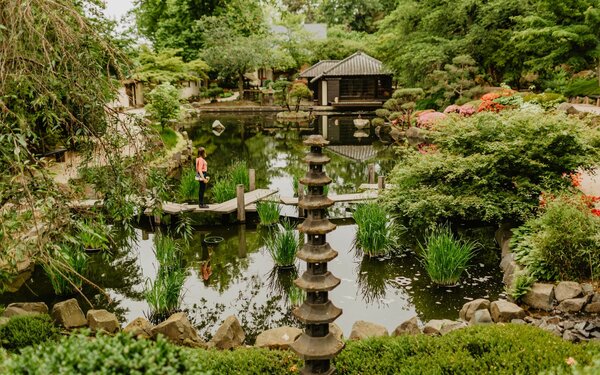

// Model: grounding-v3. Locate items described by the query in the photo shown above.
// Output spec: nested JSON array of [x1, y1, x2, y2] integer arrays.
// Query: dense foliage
[[376, 0, 600, 91], [146, 83, 181, 130], [383, 111, 600, 227], [1, 325, 599, 374], [0, 315, 59, 352], [510, 194, 600, 282]]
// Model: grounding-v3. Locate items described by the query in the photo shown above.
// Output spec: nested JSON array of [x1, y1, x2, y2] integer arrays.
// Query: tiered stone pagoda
[[291, 134, 344, 374]]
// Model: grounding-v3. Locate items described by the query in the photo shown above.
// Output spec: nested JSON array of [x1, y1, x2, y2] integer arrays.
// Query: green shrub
[[564, 79, 600, 97], [336, 324, 600, 375], [265, 221, 299, 268], [507, 271, 536, 301], [1, 332, 208, 374], [353, 203, 399, 257], [158, 126, 178, 150], [511, 194, 600, 281], [0, 315, 59, 351], [256, 200, 280, 225], [419, 225, 476, 285], [146, 82, 181, 131], [522, 92, 566, 109], [382, 111, 600, 227], [177, 168, 199, 203]]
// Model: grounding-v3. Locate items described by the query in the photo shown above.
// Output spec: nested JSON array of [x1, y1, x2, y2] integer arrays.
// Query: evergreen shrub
[[0, 315, 59, 351]]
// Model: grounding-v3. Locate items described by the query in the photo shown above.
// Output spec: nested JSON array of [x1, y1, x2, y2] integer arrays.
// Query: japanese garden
[[1, 0, 600, 373]]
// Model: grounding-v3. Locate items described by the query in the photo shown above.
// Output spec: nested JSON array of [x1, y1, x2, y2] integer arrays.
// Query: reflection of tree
[[356, 256, 391, 305], [265, 267, 298, 306]]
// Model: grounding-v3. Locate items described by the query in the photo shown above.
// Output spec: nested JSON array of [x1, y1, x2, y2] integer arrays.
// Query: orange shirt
[[196, 157, 207, 172]]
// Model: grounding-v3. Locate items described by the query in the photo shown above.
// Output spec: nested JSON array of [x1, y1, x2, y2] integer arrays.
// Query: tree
[[132, 46, 209, 85], [428, 55, 484, 106], [377, 88, 424, 128], [319, 0, 398, 33], [307, 25, 377, 63], [146, 83, 181, 130]]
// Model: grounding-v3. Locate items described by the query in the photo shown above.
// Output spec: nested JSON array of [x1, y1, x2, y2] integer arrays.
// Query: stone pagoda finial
[[291, 134, 344, 375]]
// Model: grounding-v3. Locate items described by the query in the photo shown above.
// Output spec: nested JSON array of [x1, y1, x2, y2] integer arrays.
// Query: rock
[[499, 254, 515, 273], [540, 323, 562, 336], [522, 283, 555, 311], [209, 316, 245, 350], [440, 321, 467, 335], [329, 323, 344, 341], [423, 319, 455, 336], [581, 283, 594, 296], [502, 260, 521, 286], [151, 312, 204, 347], [459, 299, 491, 321], [592, 293, 600, 303], [51, 299, 87, 328], [3, 302, 49, 318], [542, 316, 561, 325], [555, 282, 583, 302], [574, 322, 588, 331], [87, 309, 120, 333], [557, 297, 588, 313], [490, 300, 526, 323], [563, 330, 580, 343], [393, 316, 421, 336], [510, 319, 527, 325], [584, 302, 600, 313], [405, 127, 422, 139], [562, 321, 575, 330], [255, 327, 302, 349], [470, 309, 493, 325], [349, 321, 389, 340], [124, 317, 154, 339]]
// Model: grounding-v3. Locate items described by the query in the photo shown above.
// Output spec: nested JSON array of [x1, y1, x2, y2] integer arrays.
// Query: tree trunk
[[238, 72, 244, 101]]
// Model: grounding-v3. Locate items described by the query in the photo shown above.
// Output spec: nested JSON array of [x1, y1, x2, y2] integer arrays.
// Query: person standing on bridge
[[196, 147, 209, 208]]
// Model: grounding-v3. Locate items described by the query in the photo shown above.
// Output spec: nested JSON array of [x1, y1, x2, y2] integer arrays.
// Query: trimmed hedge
[[0, 315, 59, 351], [1, 325, 599, 374]]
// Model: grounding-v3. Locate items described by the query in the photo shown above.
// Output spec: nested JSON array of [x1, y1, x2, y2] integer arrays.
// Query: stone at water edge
[[51, 299, 87, 328], [3, 302, 49, 318], [490, 300, 526, 323], [459, 299, 491, 321], [584, 302, 600, 313], [87, 309, 120, 333], [554, 282, 583, 302], [581, 283, 594, 296], [557, 297, 588, 313], [522, 283, 555, 311], [393, 316, 421, 336], [123, 317, 154, 339], [440, 321, 467, 335], [423, 319, 455, 336], [255, 327, 302, 349], [209, 315, 245, 350], [470, 309, 493, 325], [349, 321, 389, 340], [151, 312, 205, 347]]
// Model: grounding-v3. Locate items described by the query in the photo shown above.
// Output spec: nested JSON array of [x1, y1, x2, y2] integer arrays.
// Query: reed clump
[[265, 220, 299, 268], [256, 200, 281, 225], [353, 203, 399, 257]]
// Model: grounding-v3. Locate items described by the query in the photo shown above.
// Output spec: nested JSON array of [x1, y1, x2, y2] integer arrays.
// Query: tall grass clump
[[265, 221, 300, 268], [353, 203, 398, 257], [230, 161, 249, 189], [419, 226, 476, 286], [144, 234, 186, 323], [43, 244, 89, 295], [257, 200, 280, 225], [177, 168, 199, 203], [211, 161, 250, 203]]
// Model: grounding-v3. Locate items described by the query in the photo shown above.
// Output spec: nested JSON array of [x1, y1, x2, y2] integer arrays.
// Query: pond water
[[0, 112, 505, 338]]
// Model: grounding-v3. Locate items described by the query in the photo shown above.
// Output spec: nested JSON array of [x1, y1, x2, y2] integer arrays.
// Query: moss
[[0, 314, 59, 351]]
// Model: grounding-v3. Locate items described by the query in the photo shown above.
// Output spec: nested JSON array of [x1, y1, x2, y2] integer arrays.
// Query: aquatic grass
[[76, 219, 110, 252], [43, 244, 89, 295], [230, 161, 249, 189], [265, 220, 300, 268], [145, 233, 186, 323], [256, 200, 281, 225], [211, 179, 236, 203], [419, 226, 477, 286], [176, 168, 199, 203], [353, 203, 399, 257], [288, 286, 305, 307], [210, 161, 249, 203]]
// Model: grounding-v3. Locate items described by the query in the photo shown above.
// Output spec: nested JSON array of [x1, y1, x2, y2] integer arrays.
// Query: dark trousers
[[198, 171, 209, 205]]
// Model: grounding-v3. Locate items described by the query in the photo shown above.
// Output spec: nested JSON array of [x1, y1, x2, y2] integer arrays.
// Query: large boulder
[[2, 302, 48, 318], [151, 312, 204, 347], [555, 282, 583, 302], [255, 327, 302, 349], [51, 299, 87, 328], [470, 309, 493, 325], [459, 299, 491, 321], [440, 321, 467, 335], [522, 283, 555, 311], [349, 321, 389, 340], [557, 297, 588, 313], [124, 317, 154, 339], [393, 316, 421, 336], [490, 300, 526, 323], [423, 319, 456, 336], [209, 316, 245, 350], [87, 309, 120, 333]]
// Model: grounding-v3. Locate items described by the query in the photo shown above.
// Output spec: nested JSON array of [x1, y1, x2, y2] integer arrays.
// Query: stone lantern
[[291, 134, 344, 374]]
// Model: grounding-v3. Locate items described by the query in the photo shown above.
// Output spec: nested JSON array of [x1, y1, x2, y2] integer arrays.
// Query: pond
[[0, 112, 505, 338]]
